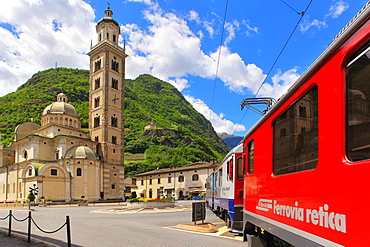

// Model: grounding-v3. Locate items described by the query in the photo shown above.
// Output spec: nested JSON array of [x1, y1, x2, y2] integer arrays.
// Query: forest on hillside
[[0, 68, 229, 176]]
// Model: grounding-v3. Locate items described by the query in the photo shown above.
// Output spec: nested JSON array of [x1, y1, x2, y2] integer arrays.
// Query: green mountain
[[0, 68, 229, 176]]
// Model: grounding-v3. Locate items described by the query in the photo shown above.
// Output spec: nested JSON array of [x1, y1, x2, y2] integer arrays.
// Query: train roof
[[213, 143, 243, 172], [222, 143, 243, 163], [241, 1, 370, 144]]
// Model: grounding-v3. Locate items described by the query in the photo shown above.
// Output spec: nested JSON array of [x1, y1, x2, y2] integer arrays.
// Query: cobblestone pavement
[[0, 230, 49, 247]]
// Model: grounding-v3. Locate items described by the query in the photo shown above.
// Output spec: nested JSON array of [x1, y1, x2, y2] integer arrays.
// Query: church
[[0, 6, 126, 202]]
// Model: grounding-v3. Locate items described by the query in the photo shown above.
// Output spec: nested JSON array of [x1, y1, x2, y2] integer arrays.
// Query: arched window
[[113, 34, 116, 42], [299, 105, 307, 117], [178, 176, 184, 182], [76, 168, 82, 176], [112, 78, 118, 89], [23, 150, 28, 160], [94, 78, 100, 89], [94, 97, 100, 108], [94, 59, 101, 71], [111, 183, 116, 189], [111, 60, 119, 72], [112, 136, 117, 144], [94, 116, 100, 127], [192, 174, 198, 181], [111, 116, 118, 127]]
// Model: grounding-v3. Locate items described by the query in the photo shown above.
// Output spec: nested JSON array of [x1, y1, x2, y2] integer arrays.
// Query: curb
[[175, 222, 218, 233]]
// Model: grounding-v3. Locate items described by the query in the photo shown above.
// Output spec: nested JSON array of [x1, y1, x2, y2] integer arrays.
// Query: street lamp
[[28, 184, 38, 209]]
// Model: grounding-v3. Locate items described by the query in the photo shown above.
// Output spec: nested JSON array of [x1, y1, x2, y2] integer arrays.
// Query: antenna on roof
[[240, 97, 276, 115]]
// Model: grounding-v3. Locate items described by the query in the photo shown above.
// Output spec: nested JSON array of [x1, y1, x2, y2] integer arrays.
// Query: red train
[[208, 2, 370, 246], [241, 2, 370, 246]]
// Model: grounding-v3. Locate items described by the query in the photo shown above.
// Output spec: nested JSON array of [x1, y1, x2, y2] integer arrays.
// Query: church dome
[[97, 5, 119, 26], [42, 93, 79, 117], [65, 146, 98, 160]]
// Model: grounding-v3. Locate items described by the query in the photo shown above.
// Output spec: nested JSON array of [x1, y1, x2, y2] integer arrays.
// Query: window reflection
[[347, 44, 370, 161], [273, 86, 318, 175]]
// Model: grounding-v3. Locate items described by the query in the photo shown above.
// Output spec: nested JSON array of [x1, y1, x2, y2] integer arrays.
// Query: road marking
[[164, 225, 243, 242], [215, 226, 229, 236]]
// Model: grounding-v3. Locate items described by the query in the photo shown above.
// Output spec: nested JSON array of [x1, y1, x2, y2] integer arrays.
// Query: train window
[[248, 140, 254, 174], [228, 161, 233, 180], [273, 86, 318, 175], [347, 43, 370, 162], [237, 157, 243, 179], [219, 168, 222, 186]]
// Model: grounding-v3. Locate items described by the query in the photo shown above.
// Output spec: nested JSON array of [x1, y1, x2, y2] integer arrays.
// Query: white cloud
[[0, 0, 296, 135], [224, 20, 239, 45], [327, 0, 349, 18], [203, 20, 215, 38], [299, 16, 327, 33], [299, 1, 349, 33], [0, 0, 95, 96], [242, 20, 259, 36], [208, 46, 266, 94], [123, 9, 267, 96], [185, 95, 246, 134], [260, 68, 301, 99], [189, 10, 201, 24], [126, 0, 154, 5], [167, 78, 190, 92]]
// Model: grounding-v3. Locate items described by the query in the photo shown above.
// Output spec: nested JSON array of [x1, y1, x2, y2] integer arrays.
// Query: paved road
[[0, 201, 245, 246]]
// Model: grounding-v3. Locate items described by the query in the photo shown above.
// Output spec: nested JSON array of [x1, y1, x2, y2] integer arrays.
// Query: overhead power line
[[280, 0, 305, 16], [208, 0, 229, 126], [232, 0, 314, 135]]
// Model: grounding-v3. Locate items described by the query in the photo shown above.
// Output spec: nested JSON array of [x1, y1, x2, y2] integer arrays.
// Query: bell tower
[[87, 5, 127, 199]]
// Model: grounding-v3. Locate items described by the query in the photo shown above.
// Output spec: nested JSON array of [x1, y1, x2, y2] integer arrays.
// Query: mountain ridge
[[0, 68, 229, 176]]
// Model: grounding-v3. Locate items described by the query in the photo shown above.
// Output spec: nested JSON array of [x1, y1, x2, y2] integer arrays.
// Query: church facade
[[0, 6, 126, 202]]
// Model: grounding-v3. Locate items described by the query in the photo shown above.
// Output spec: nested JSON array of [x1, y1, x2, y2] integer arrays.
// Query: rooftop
[[135, 162, 217, 177]]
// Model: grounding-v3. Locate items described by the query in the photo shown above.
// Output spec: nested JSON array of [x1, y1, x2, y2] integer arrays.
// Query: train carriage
[[206, 144, 244, 232], [242, 2, 370, 247]]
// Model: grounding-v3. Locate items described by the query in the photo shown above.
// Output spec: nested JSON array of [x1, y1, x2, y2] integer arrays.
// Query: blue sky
[[0, 0, 367, 137]]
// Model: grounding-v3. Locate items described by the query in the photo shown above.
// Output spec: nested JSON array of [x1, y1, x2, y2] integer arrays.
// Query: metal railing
[[0, 210, 71, 247]]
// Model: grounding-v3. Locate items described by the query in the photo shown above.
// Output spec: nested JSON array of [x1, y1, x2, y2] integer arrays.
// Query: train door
[[243, 140, 254, 200]]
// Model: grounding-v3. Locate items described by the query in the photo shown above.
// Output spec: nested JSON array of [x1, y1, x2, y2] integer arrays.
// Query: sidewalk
[[0, 230, 48, 247]]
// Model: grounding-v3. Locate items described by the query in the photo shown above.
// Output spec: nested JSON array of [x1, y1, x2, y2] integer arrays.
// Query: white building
[[133, 162, 217, 199]]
